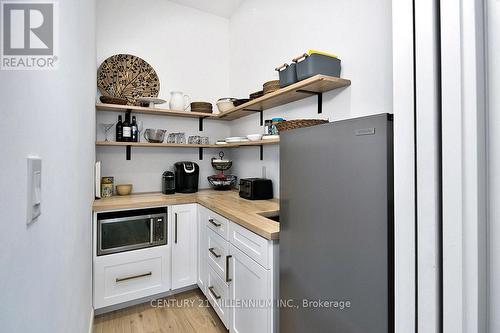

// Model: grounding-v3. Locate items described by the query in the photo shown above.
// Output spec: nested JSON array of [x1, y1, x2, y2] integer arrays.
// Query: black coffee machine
[[174, 162, 199, 193]]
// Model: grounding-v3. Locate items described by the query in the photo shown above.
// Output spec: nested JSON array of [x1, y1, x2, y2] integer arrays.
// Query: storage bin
[[293, 51, 341, 80], [275, 63, 298, 87]]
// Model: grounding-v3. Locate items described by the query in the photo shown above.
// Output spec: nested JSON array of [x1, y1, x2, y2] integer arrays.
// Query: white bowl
[[216, 100, 235, 113], [247, 134, 263, 141]]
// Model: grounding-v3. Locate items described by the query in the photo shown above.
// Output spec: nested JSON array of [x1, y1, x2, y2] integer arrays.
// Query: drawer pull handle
[[174, 213, 178, 244], [226, 255, 232, 282], [209, 247, 221, 258], [209, 219, 221, 227], [115, 271, 152, 283], [208, 286, 221, 300]]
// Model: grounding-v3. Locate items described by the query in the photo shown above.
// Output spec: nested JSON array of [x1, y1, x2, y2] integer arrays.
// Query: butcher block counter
[[92, 190, 280, 240]]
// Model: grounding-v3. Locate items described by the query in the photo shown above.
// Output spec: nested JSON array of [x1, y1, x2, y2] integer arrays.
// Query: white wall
[[227, 0, 393, 195], [96, 0, 232, 192], [0, 1, 96, 332], [487, 0, 500, 331]]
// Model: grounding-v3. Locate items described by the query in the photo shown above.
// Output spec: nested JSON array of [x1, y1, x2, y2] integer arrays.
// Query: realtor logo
[[1, 1, 58, 70]]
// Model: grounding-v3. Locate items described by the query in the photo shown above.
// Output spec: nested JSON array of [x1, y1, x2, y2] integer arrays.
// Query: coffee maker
[[174, 162, 199, 193]]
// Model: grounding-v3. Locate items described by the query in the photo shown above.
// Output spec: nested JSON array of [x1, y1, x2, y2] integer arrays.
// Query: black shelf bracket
[[199, 147, 203, 160], [126, 145, 131, 160], [296, 90, 323, 114], [260, 145, 264, 160], [199, 117, 208, 131], [242, 109, 264, 126]]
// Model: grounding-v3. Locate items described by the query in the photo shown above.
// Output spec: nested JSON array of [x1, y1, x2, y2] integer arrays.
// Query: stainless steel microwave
[[97, 207, 167, 256]]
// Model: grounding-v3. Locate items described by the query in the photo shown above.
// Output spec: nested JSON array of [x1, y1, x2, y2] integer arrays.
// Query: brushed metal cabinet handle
[[116, 271, 152, 283], [208, 247, 221, 258], [174, 213, 178, 244], [208, 286, 221, 300], [209, 218, 221, 227], [226, 255, 232, 282], [149, 218, 154, 244]]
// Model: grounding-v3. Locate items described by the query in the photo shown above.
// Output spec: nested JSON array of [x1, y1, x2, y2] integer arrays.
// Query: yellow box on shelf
[[307, 49, 339, 59]]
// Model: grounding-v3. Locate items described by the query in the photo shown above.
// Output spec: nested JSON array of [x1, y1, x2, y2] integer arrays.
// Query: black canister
[[162, 171, 175, 194]]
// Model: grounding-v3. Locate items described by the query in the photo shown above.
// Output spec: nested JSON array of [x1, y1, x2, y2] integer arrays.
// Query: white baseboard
[[88, 308, 94, 333]]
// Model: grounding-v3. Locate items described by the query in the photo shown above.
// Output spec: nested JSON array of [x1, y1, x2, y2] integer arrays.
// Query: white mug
[[169, 91, 191, 111]]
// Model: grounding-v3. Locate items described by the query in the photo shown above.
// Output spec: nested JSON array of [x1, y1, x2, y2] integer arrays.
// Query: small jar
[[101, 176, 114, 198], [264, 120, 273, 135], [271, 118, 285, 135]]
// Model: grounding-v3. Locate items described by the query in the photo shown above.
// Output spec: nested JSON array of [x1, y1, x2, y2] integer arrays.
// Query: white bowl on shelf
[[246, 134, 263, 141], [216, 98, 236, 113]]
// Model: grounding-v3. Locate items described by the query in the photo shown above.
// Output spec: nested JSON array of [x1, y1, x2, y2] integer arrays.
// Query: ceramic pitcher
[[169, 91, 191, 111]]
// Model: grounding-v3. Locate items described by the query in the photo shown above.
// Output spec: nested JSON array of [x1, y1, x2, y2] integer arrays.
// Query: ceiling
[[169, 0, 244, 18]]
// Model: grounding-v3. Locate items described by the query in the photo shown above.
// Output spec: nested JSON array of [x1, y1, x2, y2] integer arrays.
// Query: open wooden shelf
[[96, 103, 223, 120], [217, 75, 351, 121], [96, 138, 279, 149], [96, 75, 350, 124]]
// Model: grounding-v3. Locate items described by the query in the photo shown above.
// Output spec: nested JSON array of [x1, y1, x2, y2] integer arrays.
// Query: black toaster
[[239, 178, 273, 200]]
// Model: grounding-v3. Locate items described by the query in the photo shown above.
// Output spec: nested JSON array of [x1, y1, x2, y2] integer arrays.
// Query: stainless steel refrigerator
[[279, 114, 394, 333]]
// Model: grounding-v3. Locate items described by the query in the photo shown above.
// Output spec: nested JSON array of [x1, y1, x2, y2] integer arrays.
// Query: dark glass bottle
[[122, 113, 132, 142], [116, 115, 123, 141], [131, 116, 138, 142]]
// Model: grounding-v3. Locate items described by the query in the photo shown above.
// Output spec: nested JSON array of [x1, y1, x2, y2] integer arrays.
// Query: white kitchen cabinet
[[229, 244, 272, 333], [94, 246, 170, 309], [207, 227, 230, 279], [229, 220, 273, 269], [205, 208, 230, 240], [197, 206, 208, 295], [207, 264, 231, 328], [171, 203, 197, 290], [199, 206, 278, 333]]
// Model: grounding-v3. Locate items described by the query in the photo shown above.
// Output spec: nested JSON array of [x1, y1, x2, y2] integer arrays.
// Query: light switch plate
[[27, 156, 42, 224]]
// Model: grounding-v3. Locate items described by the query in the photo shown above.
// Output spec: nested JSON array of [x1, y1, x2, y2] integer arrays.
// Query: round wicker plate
[[97, 54, 160, 104]]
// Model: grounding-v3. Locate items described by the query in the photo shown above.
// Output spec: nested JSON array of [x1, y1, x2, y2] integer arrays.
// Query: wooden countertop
[[92, 190, 280, 240]]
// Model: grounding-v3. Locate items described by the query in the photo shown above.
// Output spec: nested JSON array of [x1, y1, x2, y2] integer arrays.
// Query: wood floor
[[93, 289, 227, 333]]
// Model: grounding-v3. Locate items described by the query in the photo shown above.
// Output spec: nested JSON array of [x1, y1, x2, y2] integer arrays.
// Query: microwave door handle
[[150, 218, 154, 244]]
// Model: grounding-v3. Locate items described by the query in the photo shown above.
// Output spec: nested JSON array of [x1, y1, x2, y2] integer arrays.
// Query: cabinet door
[[229, 244, 272, 333], [197, 206, 208, 294], [171, 204, 197, 290]]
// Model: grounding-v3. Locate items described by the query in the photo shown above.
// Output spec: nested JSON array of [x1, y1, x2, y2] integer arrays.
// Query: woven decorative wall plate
[[97, 54, 160, 104]]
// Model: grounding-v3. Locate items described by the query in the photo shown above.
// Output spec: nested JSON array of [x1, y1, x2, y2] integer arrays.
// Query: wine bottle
[[131, 116, 138, 142], [122, 113, 132, 142], [116, 115, 123, 142]]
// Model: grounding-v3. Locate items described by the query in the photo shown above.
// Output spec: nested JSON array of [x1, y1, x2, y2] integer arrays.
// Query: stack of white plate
[[225, 136, 249, 143], [262, 134, 279, 140]]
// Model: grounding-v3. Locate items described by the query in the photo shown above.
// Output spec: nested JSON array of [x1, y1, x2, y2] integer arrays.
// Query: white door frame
[[485, 0, 500, 332], [393, 0, 488, 332], [441, 0, 488, 332], [392, 0, 416, 331], [414, 1, 442, 332]]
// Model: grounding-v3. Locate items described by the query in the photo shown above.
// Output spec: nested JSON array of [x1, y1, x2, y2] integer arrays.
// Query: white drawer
[[207, 265, 230, 328], [205, 208, 230, 240], [207, 227, 231, 282], [229, 221, 271, 269], [94, 247, 170, 309]]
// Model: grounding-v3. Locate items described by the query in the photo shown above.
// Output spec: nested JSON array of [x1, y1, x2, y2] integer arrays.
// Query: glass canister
[[264, 119, 273, 135], [101, 177, 114, 198]]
